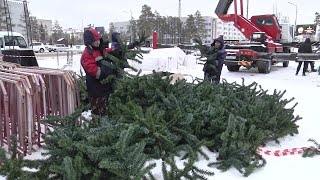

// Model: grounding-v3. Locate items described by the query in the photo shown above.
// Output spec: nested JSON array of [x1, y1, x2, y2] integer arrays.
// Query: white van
[[0, 31, 38, 66], [0, 31, 29, 50]]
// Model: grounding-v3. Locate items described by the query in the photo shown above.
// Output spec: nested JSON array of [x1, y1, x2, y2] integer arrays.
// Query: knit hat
[[83, 28, 101, 46]]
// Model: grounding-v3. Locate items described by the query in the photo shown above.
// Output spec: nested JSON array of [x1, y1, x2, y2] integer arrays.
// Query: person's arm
[[81, 51, 113, 80], [104, 48, 113, 53], [308, 45, 313, 53], [217, 50, 227, 66], [127, 41, 140, 49], [298, 45, 303, 53]]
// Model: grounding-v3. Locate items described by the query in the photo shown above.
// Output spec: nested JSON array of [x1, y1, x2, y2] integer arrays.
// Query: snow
[[128, 47, 187, 71], [1, 49, 320, 180]]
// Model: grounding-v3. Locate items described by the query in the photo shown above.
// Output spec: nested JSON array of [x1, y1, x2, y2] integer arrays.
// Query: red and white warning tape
[[0, 54, 36, 58], [256, 147, 310, 157]]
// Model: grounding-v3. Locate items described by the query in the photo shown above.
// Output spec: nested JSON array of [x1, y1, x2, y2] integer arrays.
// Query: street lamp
[[288, 2, 297, 36]]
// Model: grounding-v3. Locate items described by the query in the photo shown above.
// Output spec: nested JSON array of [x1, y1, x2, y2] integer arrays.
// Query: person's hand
[[134, 40, 140, 45], [213, 60, 219, 66]]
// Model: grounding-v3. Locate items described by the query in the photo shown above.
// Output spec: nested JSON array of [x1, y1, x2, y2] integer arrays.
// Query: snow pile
[[129, 47, 188, 71]]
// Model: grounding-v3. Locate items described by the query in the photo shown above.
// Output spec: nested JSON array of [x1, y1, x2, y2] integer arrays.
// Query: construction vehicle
[[215, 0, 320, 73]]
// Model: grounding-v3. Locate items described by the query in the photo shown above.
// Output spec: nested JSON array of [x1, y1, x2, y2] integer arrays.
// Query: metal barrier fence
[[35, 49, 83, 69], [0, 61, 80, 156]]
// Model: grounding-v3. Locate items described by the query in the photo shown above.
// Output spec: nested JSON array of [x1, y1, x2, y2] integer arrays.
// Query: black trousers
[[89, 95, 109, 116], [296, 61, 309, 75], [204, 65, 223, 83], [310, 61, 316, 71]]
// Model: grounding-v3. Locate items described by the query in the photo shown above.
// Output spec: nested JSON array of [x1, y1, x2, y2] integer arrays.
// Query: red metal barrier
[[0, 61, 80, 156]]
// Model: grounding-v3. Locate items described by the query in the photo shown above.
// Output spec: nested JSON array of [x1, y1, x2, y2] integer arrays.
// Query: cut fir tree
[[0, 35, 302, 179]]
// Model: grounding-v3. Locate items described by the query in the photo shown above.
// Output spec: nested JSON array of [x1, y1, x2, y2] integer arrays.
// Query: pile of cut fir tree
[[0, 37, 302, 180]]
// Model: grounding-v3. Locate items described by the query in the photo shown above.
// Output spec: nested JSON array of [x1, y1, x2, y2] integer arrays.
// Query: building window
[[120, 27, 123, 29]]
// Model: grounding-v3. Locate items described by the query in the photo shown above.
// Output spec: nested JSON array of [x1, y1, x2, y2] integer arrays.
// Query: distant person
[[110, 32, 140, 69], [203, 36, 227, 83], [296, 38, 313, 76], [111, 32, 139, 51]]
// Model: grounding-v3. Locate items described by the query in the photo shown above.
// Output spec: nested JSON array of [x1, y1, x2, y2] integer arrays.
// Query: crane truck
[[215, 0, 320, 73]]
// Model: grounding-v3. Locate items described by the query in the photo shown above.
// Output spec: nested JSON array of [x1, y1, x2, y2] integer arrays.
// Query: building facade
[[37, 19, 52, 36], [6, 0, 25, 33], [3, 0, 53, 42], [111, 21, 129, 35]]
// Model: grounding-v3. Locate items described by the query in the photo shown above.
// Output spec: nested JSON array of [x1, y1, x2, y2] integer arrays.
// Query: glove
[[127, 41, 140, 49], [212, 60, 219, 66], [203, 63, 209, 72], [206, 53, 218, 63], [133, 41, 140, 47], [120, 60, 130, 69], [99, 65, 114, 80]]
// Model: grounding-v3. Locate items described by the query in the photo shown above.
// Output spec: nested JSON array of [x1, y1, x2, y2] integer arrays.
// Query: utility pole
[[288, 2, 297, 36], [178, 0, 181, 18], [246, 0, 249, 19], [130, 10, 133, 43], [178, 0, 181, 44]]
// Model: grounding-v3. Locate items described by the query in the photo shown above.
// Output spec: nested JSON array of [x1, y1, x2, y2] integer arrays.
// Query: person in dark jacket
[[81, 28, 114, 116], [110, 32, 140, 69], [203, 36, 227, 83], [111, 32, 139, 53], [296, 38, 313, 76]]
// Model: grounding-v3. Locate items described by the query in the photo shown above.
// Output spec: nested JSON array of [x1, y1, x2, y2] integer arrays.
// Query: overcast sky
[[27, 0, 318, 30]]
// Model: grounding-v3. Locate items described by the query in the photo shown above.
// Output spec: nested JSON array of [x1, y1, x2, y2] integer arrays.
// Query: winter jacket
[[298, 38, 312, 53], [203, 36, 227, 73], [111, 32, 138, 51], [81, 28, 114, 98], [212, 36, 227, 66], [110, 32, 139, 69]]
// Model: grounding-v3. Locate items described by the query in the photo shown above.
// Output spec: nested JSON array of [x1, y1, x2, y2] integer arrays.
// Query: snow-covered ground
[[1, 49, 320, 179]]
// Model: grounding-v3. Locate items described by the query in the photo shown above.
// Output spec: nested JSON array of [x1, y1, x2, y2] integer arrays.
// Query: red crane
[[212, 0, 320, 74], [215, 0, 283, 53]]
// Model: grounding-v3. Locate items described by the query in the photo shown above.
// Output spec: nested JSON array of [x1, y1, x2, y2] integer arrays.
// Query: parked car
[[30, 42, 46, 53], [48, 44, 69, 52], [44, 43, 52, 51]]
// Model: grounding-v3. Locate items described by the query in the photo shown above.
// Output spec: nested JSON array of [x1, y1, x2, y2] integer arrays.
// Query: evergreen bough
[[0, 36, 302, 179]]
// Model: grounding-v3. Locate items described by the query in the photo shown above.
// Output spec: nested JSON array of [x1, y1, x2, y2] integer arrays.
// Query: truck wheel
[[283, 61, 289, 67], [227, 65, 240, 72], [258, 61, 271, 74]]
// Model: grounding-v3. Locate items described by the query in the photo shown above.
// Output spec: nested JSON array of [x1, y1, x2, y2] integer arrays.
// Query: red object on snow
[[153, 31, 158, 49]]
